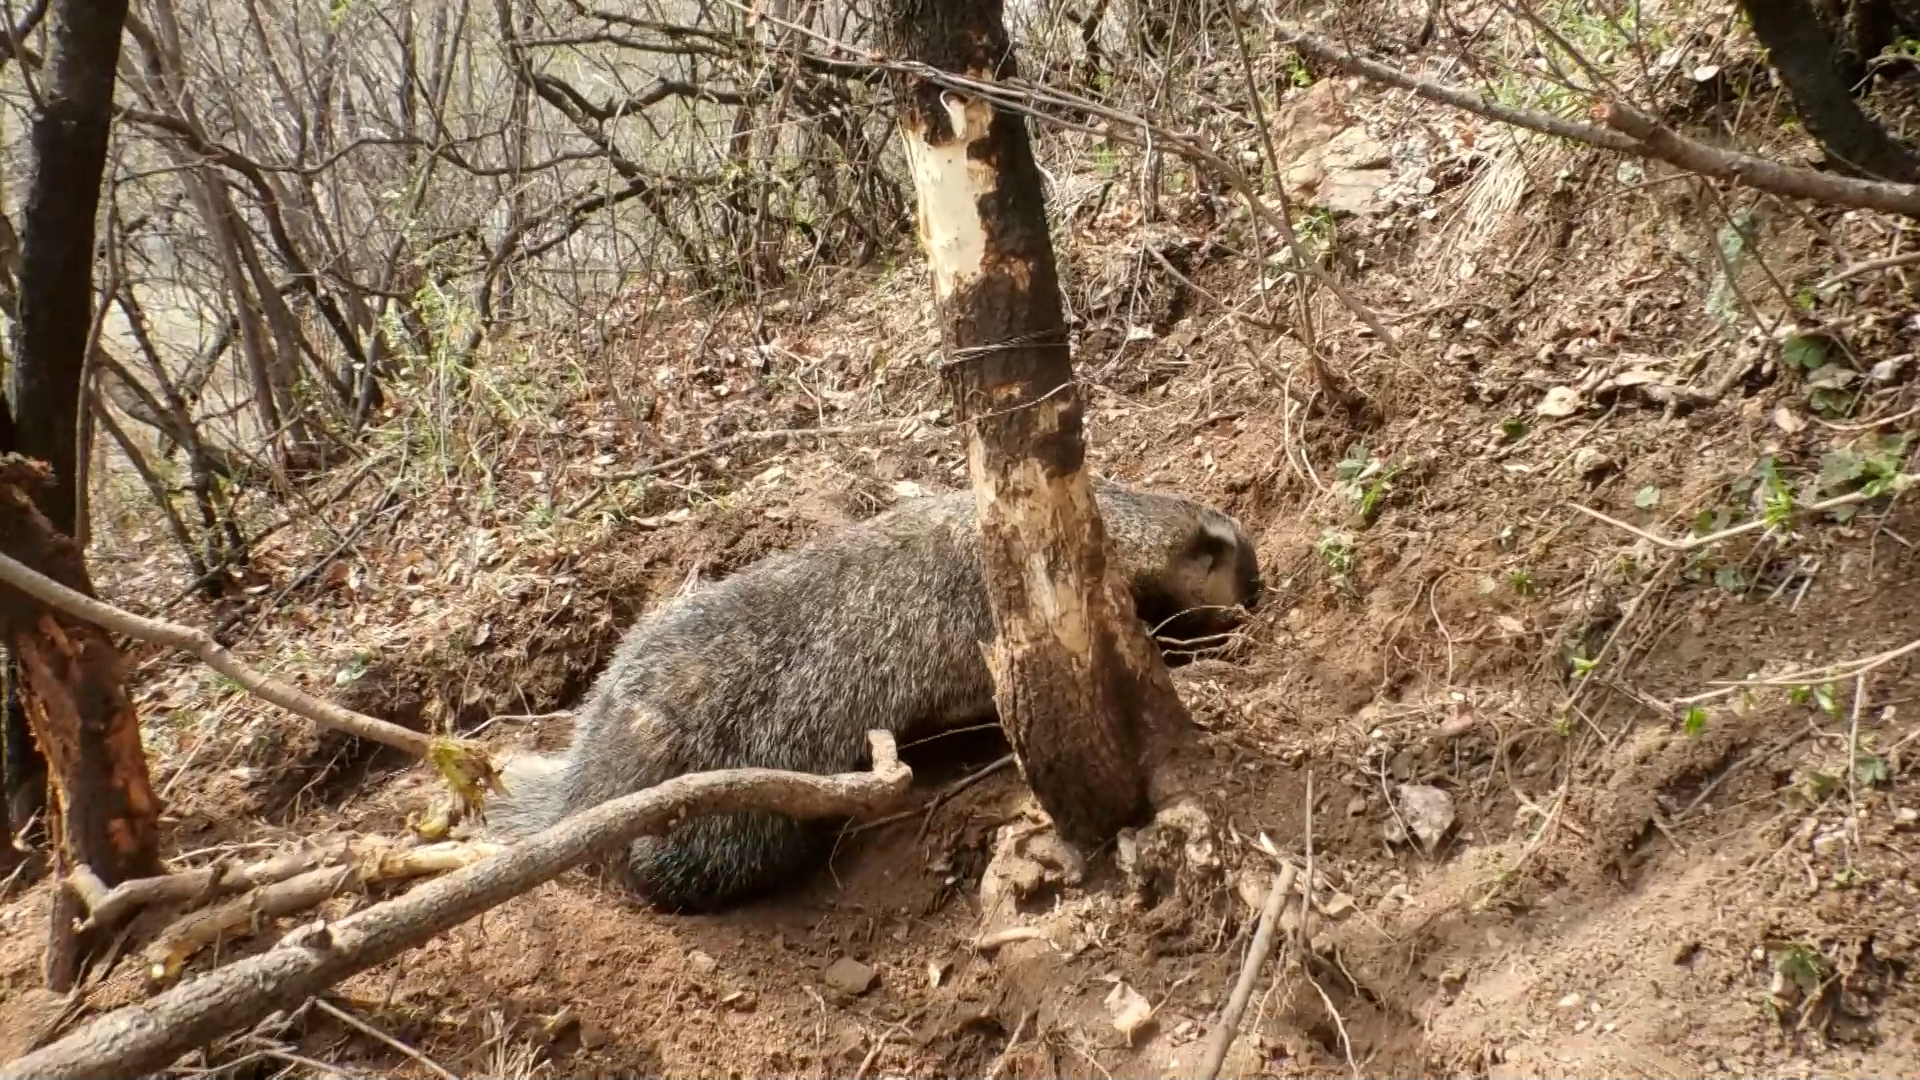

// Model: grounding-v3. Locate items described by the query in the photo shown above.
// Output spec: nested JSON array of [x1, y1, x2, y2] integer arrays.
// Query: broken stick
[[0, 548, 497, 808], [1198, 860, 1300, 1080], [0, 732, 911, 1080]]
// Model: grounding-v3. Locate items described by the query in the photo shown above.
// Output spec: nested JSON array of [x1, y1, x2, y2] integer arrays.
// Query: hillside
[[3, 0, 1920, 1076]]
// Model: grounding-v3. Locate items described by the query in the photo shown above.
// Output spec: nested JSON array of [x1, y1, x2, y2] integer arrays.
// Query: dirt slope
[[5, 12, 1920, 1079]]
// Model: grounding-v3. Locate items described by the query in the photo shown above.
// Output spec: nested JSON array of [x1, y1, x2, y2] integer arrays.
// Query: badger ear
[[1186, 523, 1234, 571]]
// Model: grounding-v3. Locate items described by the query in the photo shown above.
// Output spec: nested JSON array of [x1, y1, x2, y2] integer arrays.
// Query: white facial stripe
[[1202, 518, 1241, 552]]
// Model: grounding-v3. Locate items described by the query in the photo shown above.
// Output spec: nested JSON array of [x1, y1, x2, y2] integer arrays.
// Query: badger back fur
[[488, 481, 1262, 912]]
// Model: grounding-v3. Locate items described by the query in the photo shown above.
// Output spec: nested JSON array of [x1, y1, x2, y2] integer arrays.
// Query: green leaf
[[1855, 754, 1890, 787], [1572, 654, 1597, 676], [1780, 334, 1827, 371], [1820, 450, 1868, 493], [1683, 706, 1708, 736], [1501, 417, 1528, 442], [1713, 565, 1746, 592], [1790, 685, 1812, 706], [1634, 485, 1661, 509], [1813, 682, 1839, 716]]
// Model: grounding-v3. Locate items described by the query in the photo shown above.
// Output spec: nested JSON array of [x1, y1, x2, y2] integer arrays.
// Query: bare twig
[[0, 732, 912, 1080], [0, 548, 497, 804], [1818, 249, 1920, 288], [312, 998, 460, 1080], [1197, 860, 1299, 1080], [1282, 29, 1920, 218], [1567, 476, 1920, 551], [1671, 637, 1920, 707], [602, 420, 907, 484], [142, 841, 508, 983]]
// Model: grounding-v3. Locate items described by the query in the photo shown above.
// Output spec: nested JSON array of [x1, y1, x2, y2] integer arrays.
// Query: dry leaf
[[1104, 981, 1154, 1042], [1536, 386, 1582, 417]]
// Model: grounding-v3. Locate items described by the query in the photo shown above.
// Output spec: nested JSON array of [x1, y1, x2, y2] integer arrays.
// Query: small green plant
[[1683, 705, 1709, 736], [1334, 443, 1403, 525], [1812, 681, 1840, 717], [1817, 433, 1911, 520], [1284, 53, 1314, 87], [1570, 652, 1597, 678], [1500, 417, 1528, 442], [1316, 529, 1355, 594], [1770, 943, 1827, 996], [1713, 565, 1747, 593], [1508, 568, 1535, 597]]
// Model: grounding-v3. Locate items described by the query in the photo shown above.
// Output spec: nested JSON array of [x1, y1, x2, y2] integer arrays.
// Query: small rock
[[1345, 794, 1368, 817], [1557, 992, 1584, 1010], [578, 1021, 610, 1050], [823, 957, 877, 996], [687, 949, 718, 975], [1894, 806, 1917, 830], [720, 990, 757, 1012], [1386, 784, 1456, 851], [1571, 447, 1613, 479], [1105, 981, 1155, 1042]]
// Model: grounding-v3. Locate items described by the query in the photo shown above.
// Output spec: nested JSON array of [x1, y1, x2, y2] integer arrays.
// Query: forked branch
[[0, 732, 912, 1080]]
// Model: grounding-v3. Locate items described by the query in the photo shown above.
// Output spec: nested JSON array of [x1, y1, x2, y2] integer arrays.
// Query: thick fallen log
[[0, 732, 911, 1080]]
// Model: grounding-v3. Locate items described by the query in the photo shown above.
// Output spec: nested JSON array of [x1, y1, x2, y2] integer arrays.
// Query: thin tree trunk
[[885, 0, 1186, 850], [2, 0, 136, 875], [1739, 0, 1920, 180]]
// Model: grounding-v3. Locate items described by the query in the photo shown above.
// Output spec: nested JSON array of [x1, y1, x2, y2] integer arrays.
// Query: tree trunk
[[0, 456, 163, 991], [1, 0, 135, 872], [885, 0, 1187, 851], [1739, 0, 1920, 181]]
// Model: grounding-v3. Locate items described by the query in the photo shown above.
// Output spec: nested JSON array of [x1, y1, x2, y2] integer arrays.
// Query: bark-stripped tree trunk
[[0, 458, 164, 990], [886, 0, 1188, 850], [0, 0, 163, 990]]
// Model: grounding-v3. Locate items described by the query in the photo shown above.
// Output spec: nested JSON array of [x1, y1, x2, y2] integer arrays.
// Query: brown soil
[[6, 13, 1920, 1080]]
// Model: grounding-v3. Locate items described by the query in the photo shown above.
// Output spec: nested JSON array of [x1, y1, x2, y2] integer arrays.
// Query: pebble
[[688, 949, 718, 975], [823, 956, 877, 996]]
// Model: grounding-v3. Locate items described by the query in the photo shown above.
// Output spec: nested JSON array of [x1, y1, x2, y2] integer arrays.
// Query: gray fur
[[487, 481, 1263, 912]]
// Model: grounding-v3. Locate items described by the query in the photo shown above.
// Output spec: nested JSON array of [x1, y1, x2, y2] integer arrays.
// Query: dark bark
[[1740, 0, 1920, 180], [2, 0, 134, 867], [0, 457, 163, 991], [887, 0, 1185, 851]]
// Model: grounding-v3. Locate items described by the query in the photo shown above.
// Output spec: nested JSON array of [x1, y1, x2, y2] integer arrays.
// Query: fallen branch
[[69, 846, 334, 934], [0, 732, 911, 1080], [1197, 860, 1300, 1080], [142, 840, 507, 983], [1282, 30, 1920, 219], [1670, 636, 1920, 707], [0, 549, 497, 808], [1818, 249, 1920, 288], [1568, 474, 1920, 550]]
